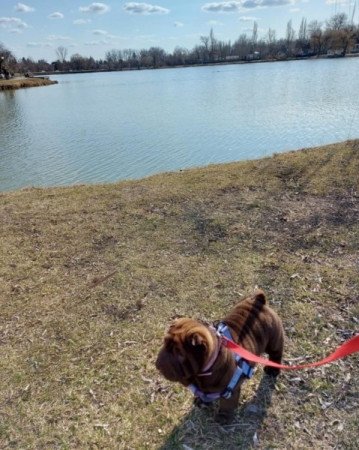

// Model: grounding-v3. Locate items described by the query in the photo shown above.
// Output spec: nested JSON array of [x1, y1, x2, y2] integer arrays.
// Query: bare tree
[[296, 17, 310, 55], [70, 53, 86, 71], [327, 13, 348, 31], [190, 44, 207, 64], [56, 46, 68, 63], [200, 35, 210, 62], [139, 49, 152, 68], [233, 34, 251, 59], [251, 21, 258, 52], [171, 46, 188, 65], [209, 28, 218, 61], [0, 42, 17, 76], [105, 49, 123, 70], [325, 13, 355, 55], [148, 47, 166, 68], [267, 28, 276, 57], [308, 20, 324, 55], [286, 20, 295, 56], [298, 17, 308, 42], [217, 40, 231, 60]]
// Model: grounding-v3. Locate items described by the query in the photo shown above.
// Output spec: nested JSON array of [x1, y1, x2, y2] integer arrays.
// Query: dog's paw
[[215, 411, 234, 425], [193, 397, 212, 409], [264, 366, 280, 377]]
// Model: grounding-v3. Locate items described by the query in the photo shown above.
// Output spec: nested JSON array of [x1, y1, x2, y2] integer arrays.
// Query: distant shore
[[2, 53, 358, 87], [34, 52, 359, 77], [0, 77, 58, 91]]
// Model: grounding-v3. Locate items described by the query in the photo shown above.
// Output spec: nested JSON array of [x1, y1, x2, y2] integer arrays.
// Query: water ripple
[[1, 58, 359, 191]]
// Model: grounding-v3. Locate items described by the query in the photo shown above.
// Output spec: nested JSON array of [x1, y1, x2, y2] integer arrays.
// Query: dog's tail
[[253, 289, 267, 305]]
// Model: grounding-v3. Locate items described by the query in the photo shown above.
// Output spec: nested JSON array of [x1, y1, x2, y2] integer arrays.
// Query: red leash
[[222, 334, 359, 370]]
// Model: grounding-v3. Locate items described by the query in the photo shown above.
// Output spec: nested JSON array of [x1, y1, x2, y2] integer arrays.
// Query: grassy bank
[[0, 140, 358, 449], [0, 77, 57, 91]]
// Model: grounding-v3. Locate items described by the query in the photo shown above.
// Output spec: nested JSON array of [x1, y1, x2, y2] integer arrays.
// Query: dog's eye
[[165, 340, 179, 354], [164, 337, 174, 348]]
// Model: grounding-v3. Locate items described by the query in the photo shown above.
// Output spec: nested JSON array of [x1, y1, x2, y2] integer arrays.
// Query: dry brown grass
[[0, 77, 57, 91], [0, 140, 358, 449]]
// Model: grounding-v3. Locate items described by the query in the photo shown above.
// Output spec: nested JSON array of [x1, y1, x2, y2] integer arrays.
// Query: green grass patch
[[1, 140, 358, 448]]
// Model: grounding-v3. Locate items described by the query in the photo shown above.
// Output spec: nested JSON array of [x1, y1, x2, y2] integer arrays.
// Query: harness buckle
[[188, 322, 254, 404], [221, 387, 233, 399]]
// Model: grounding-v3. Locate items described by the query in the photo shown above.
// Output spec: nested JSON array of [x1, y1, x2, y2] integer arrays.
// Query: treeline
[[1, 13, 359, 75]]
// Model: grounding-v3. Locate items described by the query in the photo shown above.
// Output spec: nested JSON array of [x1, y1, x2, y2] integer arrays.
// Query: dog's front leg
[[215, 387, 241, 424]]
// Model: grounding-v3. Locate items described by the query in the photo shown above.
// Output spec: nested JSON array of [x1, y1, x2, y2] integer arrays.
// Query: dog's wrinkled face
[[156, 318, 215, 385]]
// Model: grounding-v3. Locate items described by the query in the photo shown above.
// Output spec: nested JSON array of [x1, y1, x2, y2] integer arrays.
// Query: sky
[[0, 1, 358, 62]]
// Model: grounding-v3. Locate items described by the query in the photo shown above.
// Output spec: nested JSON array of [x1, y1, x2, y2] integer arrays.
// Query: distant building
[[244, 52, 261, 61], [327, 49, 345, 57], [225, 55, 240, 61]]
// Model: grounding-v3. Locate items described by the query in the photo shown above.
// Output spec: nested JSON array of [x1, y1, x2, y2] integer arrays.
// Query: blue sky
[[0, 1, 357, 61]]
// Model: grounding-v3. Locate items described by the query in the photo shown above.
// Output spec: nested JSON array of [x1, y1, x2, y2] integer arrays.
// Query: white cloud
[[84, 40, 110, 46], [15, 3, 34, 13], [73, 19, 92, 25], [47, 35, 71, 41], [93, 29, 108, 35], [174, 21, 184, 27], [48, 12, 64, 19], [202, 0, 296, 13], [290, 7, 300, 12], [91, 30, 125, 40], [79, 3, 110, 14], [0, 17, 28, 30], [136, 33, 156, 39], [253, 0, 295, 6], [202, 2, 242, 12], [27, 42, 53, 48], [239, 15, 259, 20], [207, 19, 224, 25], [123, 3, 170, 15], [326, 0, 350, 4]]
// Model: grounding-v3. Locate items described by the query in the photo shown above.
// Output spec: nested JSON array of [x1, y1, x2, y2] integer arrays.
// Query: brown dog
[[155, 290, 284, 423]]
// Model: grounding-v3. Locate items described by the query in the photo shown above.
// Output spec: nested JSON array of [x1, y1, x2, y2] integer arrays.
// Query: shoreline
[[36, 52, 359, 76], [0, 77, 58, 91], [1, 139, 357, 194], [1, 53, 358, 88]]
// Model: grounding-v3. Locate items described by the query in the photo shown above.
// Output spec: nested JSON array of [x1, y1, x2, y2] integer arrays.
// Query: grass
[[0, 77, 57, 91], [0, 140, 358, 449]]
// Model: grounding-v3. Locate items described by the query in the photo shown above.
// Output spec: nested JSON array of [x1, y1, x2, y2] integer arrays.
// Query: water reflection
[[0, 90, 33, 188], [1, 58, 359, 192]]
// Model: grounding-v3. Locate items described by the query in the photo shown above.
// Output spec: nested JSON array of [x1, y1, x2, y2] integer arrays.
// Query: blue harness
[[189, 322, 254, 402]]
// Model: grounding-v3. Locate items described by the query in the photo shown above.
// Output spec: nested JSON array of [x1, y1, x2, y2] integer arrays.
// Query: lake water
[[1, 57, 359, 192]]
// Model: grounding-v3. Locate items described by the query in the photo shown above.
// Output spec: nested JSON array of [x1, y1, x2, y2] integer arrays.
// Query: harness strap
[[188, 384, 222, 402], [189, 322, 253, 402], [216, 322, 254, 376], [217, 322, 254, 398]]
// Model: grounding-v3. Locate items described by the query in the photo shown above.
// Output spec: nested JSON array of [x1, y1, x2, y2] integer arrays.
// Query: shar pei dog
[[156, 290, 284, 423]]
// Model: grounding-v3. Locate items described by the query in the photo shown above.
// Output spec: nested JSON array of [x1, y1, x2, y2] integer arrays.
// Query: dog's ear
[[186, 332, 209, 359], [189, 332, 206, 347], [253, 289, 267, 305], [167, 322, 176, 333]]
